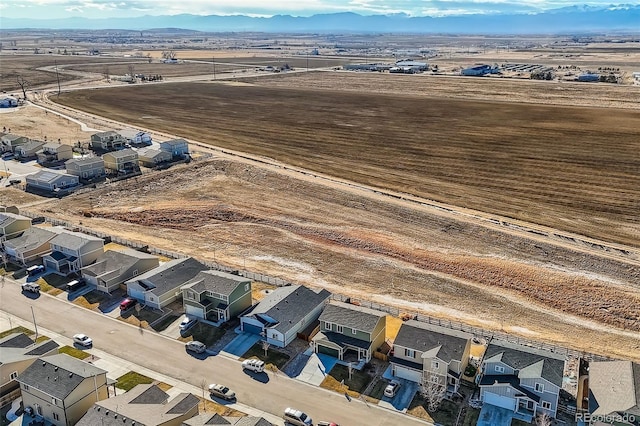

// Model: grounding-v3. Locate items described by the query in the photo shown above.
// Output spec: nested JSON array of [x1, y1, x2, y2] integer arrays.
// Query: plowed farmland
[[55, 78, 640, 247]]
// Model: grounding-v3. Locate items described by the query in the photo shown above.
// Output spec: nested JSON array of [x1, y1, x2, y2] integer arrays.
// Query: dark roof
[[50, 230, 103, 251], [161, 138, 188, 147], [25, 340, 60, 356], [314, 331, 373, 350], [167, 393, 200, 414], [0, 334, 59, 365], [319, 302, 385, 334], [480, 374, 540, 403], [105, 148, 137, 159], [182, 270, 250, 296], [484, 340, 565, 387], [389, 355, 423, 371], [130, 385, 168, 404], [17, 354, 106, 400], [182, 413, 231, 425], [0, 332, 33, 348], [246, 285, 331, 334], [126, 257, 208, 297], [2, 227, 59, 252], [82, 249, 157, 280], [393, 320, 471, 363], [233, 418, 273, 426]]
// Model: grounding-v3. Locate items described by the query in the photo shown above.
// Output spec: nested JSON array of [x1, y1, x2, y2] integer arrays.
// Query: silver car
[[186, 341, 206, 354]]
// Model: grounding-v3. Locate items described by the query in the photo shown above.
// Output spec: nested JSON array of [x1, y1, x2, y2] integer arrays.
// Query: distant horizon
[[2, 0, 639, 20]]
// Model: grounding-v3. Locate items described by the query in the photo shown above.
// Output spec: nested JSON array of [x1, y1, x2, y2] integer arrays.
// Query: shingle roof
[[42, 142, 66, 151], [319, 302, 385, 334], [182, 413, 231, 425], [0, 212, 31, 230], [182, 270, 249, 296], [16, 141, 43, 151], [50, 229, 104, 251], [393, 320, 472, 364], [3, 227, 60, 252], [27, 170, 77, 184], [161, 138, 188, 147], [82, 249, 157, 281], [589, 361, 640, 417], [480, 374, 541, 402], [126, 257, 208, 297], [0, 332, 34, 348], [94, 131, 120, 138], [137, 148, 167, 160], [17, 354, 106, 400], [105, 148, 138, 159], [66, 157, 104, 167], [0, 338, 59, 365], [484, 340, 565, 387]]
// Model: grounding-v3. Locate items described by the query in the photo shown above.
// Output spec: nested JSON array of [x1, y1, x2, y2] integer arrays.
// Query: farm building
[[395, 60, 428, 71], [118, 128, 152, 146], [26, 170, 79, 194], [578, 73, 600, 82], [65, 156, 106, 181], [160, 139, 189, 158], [0, 96, 18, 108], [461, 64, 498, 76], [137, 147, 172, 167], [344, 63, 392, 71]]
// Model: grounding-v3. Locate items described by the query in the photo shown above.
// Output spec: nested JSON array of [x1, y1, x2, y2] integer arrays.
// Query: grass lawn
[[73, 290, 110, 310], [178, 323, 227, 347], [116, 371, 154, 391], [0, 326, 34, 338], [240, 342, 290, 371], [36, 277, 63, 296], [386, 315, 403, 340], [199, 398, 246, 417], [319, 364, 372, 398], [59, 345, 91, 360]]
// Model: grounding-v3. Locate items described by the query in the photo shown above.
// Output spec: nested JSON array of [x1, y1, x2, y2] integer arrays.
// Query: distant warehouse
[[344, 63, 392, 72], [461, 64, 499, 76], [577, 73, 600, 82]]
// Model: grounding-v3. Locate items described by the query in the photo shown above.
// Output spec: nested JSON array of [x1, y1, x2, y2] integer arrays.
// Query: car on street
[[241, 358, 265, 373], [120, 298, 137, 311], [208, 383, 236, 401], [384, 380, 401, 398], [21, 282, 41, 294], [283, 407, 313, 426], [317, 422, 340, 426], [73, 333, 92, 347], [185, 341, 206, 354], [179, 316, 197, 331]]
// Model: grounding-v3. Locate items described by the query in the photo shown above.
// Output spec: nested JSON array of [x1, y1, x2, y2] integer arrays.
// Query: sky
[[1, 0, 638, 19]]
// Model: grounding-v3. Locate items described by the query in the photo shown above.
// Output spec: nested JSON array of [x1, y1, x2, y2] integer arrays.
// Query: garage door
[[317, 345, 339, 358], [185, 304, 204, 319], [394, 365, 422, 383], [484, 392, 516, 411], [242, 321, 263, 335], [128, 288, 145, 302]]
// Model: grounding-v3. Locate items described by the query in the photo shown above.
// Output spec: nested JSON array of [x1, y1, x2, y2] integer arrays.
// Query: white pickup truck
[[21, 282, 41, 294]]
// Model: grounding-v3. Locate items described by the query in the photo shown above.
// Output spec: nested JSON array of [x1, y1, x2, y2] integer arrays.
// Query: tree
[[162, 50, 176, 60], [127, 64, 136, 83], [536, 412, 552, 426], [103, 65, 110, 82], [16, 76, 30, 100], [421, 372, 446, 412], [261, 340, 270, 357]]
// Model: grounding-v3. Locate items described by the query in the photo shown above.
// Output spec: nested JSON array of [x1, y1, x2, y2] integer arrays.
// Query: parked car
[[317, 422, 339, 426], [241, 358, 265, 373], [73, 333, 92, 347], [66, 279, 86, 292], [208, 383, 236, 401], [26, 265, 45, 276], [283, 407, 313, 426], [21, 282, 41, 294], [185, 341, 206, 354], [384, 380, 401, 398], [179, 316, 197, 331], [2, 152, 14, 160], [120, 298, 137, 311]]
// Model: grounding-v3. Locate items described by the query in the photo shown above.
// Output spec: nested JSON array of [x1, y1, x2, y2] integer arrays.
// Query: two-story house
[[36, 142, 73, 165], [181, 270, 252, 323], [313, 301, 386, 364], [25, 170, 80, 196], [479, 340, 566, 421], [241, 285, 331, 348], [103, 148, 139, 175], [42, 230, 104, 274], [90, 131, 126, 152], [160, 139, 189, 158], [81, 249, 159, 293], [14, 141, 44, 160], [118, 128, 152, 146], [1, 134, 29, 152], [390, 320, 472, 398], [588, 361, 640, 426], [137, 147, 172, 167], [65, 157, 106, 182], [2, 227, 63, 265], [0, 212, 31, 244], [17, 354, 109, 426]]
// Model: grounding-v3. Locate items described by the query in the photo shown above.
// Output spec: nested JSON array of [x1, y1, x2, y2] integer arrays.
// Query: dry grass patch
[[198, 398, 245, 417], [0, 326, 34, 338], [386, 315, 403, 340], [319, 364, 372, 398], [36, 278, 63, 296], [72, 291, 108, 310], [251, 281, 276, 302]]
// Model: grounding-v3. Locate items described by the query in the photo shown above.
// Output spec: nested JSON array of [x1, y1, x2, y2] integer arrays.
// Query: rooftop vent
[[42, 361, 46, 367], [54, 367, 58, 371], [69, 373, 73, 378], [106, 411, 109, 416]]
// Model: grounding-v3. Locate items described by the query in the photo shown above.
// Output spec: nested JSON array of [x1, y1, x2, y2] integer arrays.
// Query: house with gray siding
[[479, 340, 565, 421], [118, 128, 152, 146], [14, 141, 44, 160], [81, 249, 159, 293], [1, 134, 29, 152], [313, 302, 386, 364], [240, 285, 331, 348], [137, 147, 172, 167], [42, 230, 104, 274], [588, 361, 640, 426], [125, 257, 208, 310], [65, 157, 106, 181], [181, 270, 252, 323], [26, 170, 79, 194], [90, 131, 125, 151], [17, 354, 109, 426], [390, 320, 472, 397], [160, 139, 189, 158], [0, 212, 31, 243], [2, 227, 63, 265], [36, 143, 73, 164]]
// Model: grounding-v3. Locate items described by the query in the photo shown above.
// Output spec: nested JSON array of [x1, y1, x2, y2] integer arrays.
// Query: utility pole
[[31, 306, 38, 341], [306, 52, 309, 72], [212, 55, 216, 80], [55, 59, 61, 96]]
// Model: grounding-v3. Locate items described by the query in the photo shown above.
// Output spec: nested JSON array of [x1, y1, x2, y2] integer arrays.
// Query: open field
[[54, 78, 640, 247], [66, 61, 241, 78]]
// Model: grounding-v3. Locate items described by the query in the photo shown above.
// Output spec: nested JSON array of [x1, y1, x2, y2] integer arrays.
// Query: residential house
[[90, 131, 125, 151], [183, 413, 273, 426], [25, 170, 80, 194], [0, 212, 32, 243], [42, 230, 104, 274], [160, 139, 189, 158], [390, 320, 472, 397], [240, 285, 331, 348], [137, 147, 172, 168], [65, 157, 106, 181], [588, 361, 640, 426], [2, 227, 63, 265], [479, 340, 566, 421], [103, 148, 139, 175], [118, 128, 152, 146], [1, 134, 29, 152], [76, 384, 199, 426], [81, 249, 159, 294], [125, 257, 208, 310], [14, 141, 44, 160], [0, 333, 59, 397], [313, 301, 386, 364], [181, 270, 252, 322], [36, 142, 73, 164], [17, 353, 109, 426]]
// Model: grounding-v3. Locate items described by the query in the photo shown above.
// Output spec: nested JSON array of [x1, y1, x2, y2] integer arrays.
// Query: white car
[[186, 341, 207, 354], [384, 380, 401, 397], [179, 316, 197, 331], [73, 334, 92, 347], [208, 383, 236, 401], [283, 407, 313, 426], [241, 358, 265, 373]]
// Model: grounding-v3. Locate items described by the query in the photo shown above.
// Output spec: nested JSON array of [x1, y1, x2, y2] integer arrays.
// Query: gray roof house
[[17, 353, 109, 426], [90, 131, 125, 151], [65, 156, 106, 182], [479, 340, 566, 421], [118, 128, 152, 146], [181, 270, 252, 323], [25, 170, 79, 196], [240, 285, 331, 348], [588, 361, 640, 423], [36, 142, 73, 164], [160, 139, 189, 158], [313, 302, 386, 364], [137, 147, 172, 167], [183, 414, 273, 426], [81, 249, 159, 293], [42, 229, 104, 274], [125, 257, 209, 310], [1, 134, 29, 152], [390, 320, 472, 397], [0, 333, 60, 396], [103, 148, 140, 175], [0, 212, 31, 243], [2, 226, 63, 265], [14, 140, 44, 160], [77, 384, 200, 426]]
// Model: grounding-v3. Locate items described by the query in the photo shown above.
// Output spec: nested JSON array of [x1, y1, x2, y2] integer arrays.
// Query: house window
[[405, 348, 415, 358], [535, 383, 544, 393], [53, 413, 59, 421], [244, 283, 250, 291], [132, 269, 138, 275], [336, 325, 343, 333], [10, 371, 18, 380], [185, 291, 195, 300], [352, 328, 357, 335], [52, 397, 59, 405], [430, 375, 440, 384], [541, 401, 551, 410], [494, 365, 505, 373], [22, 384, 29, 391], [325, 322, 332, 331], [431, 360, 440, 370]]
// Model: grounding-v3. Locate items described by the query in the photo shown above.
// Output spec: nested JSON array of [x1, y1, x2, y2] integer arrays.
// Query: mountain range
[[2, 4, 639, 34]]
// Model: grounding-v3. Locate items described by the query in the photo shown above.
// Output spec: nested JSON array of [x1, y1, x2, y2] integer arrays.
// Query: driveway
[[476, 403, 514, 426], [377, 378, 419, 413], [221, 332, 261, 359], [287, 348, 338, 386], [160, 314, 189, 339]]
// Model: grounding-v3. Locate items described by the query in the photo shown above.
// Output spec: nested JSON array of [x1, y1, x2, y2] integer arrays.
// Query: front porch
[[312, 331, 373, 366], [43, 252, 79, 274]]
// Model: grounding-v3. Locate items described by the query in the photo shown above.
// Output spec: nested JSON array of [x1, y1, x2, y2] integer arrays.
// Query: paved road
[[0, 279, 430, 426]]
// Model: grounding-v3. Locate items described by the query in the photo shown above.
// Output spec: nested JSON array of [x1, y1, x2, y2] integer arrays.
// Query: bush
[[464, 364, 477, 377]]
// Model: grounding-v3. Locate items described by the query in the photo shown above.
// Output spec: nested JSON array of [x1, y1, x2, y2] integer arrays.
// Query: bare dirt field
[[65, 61, 241, 78], [53, 78, 640, 248]]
